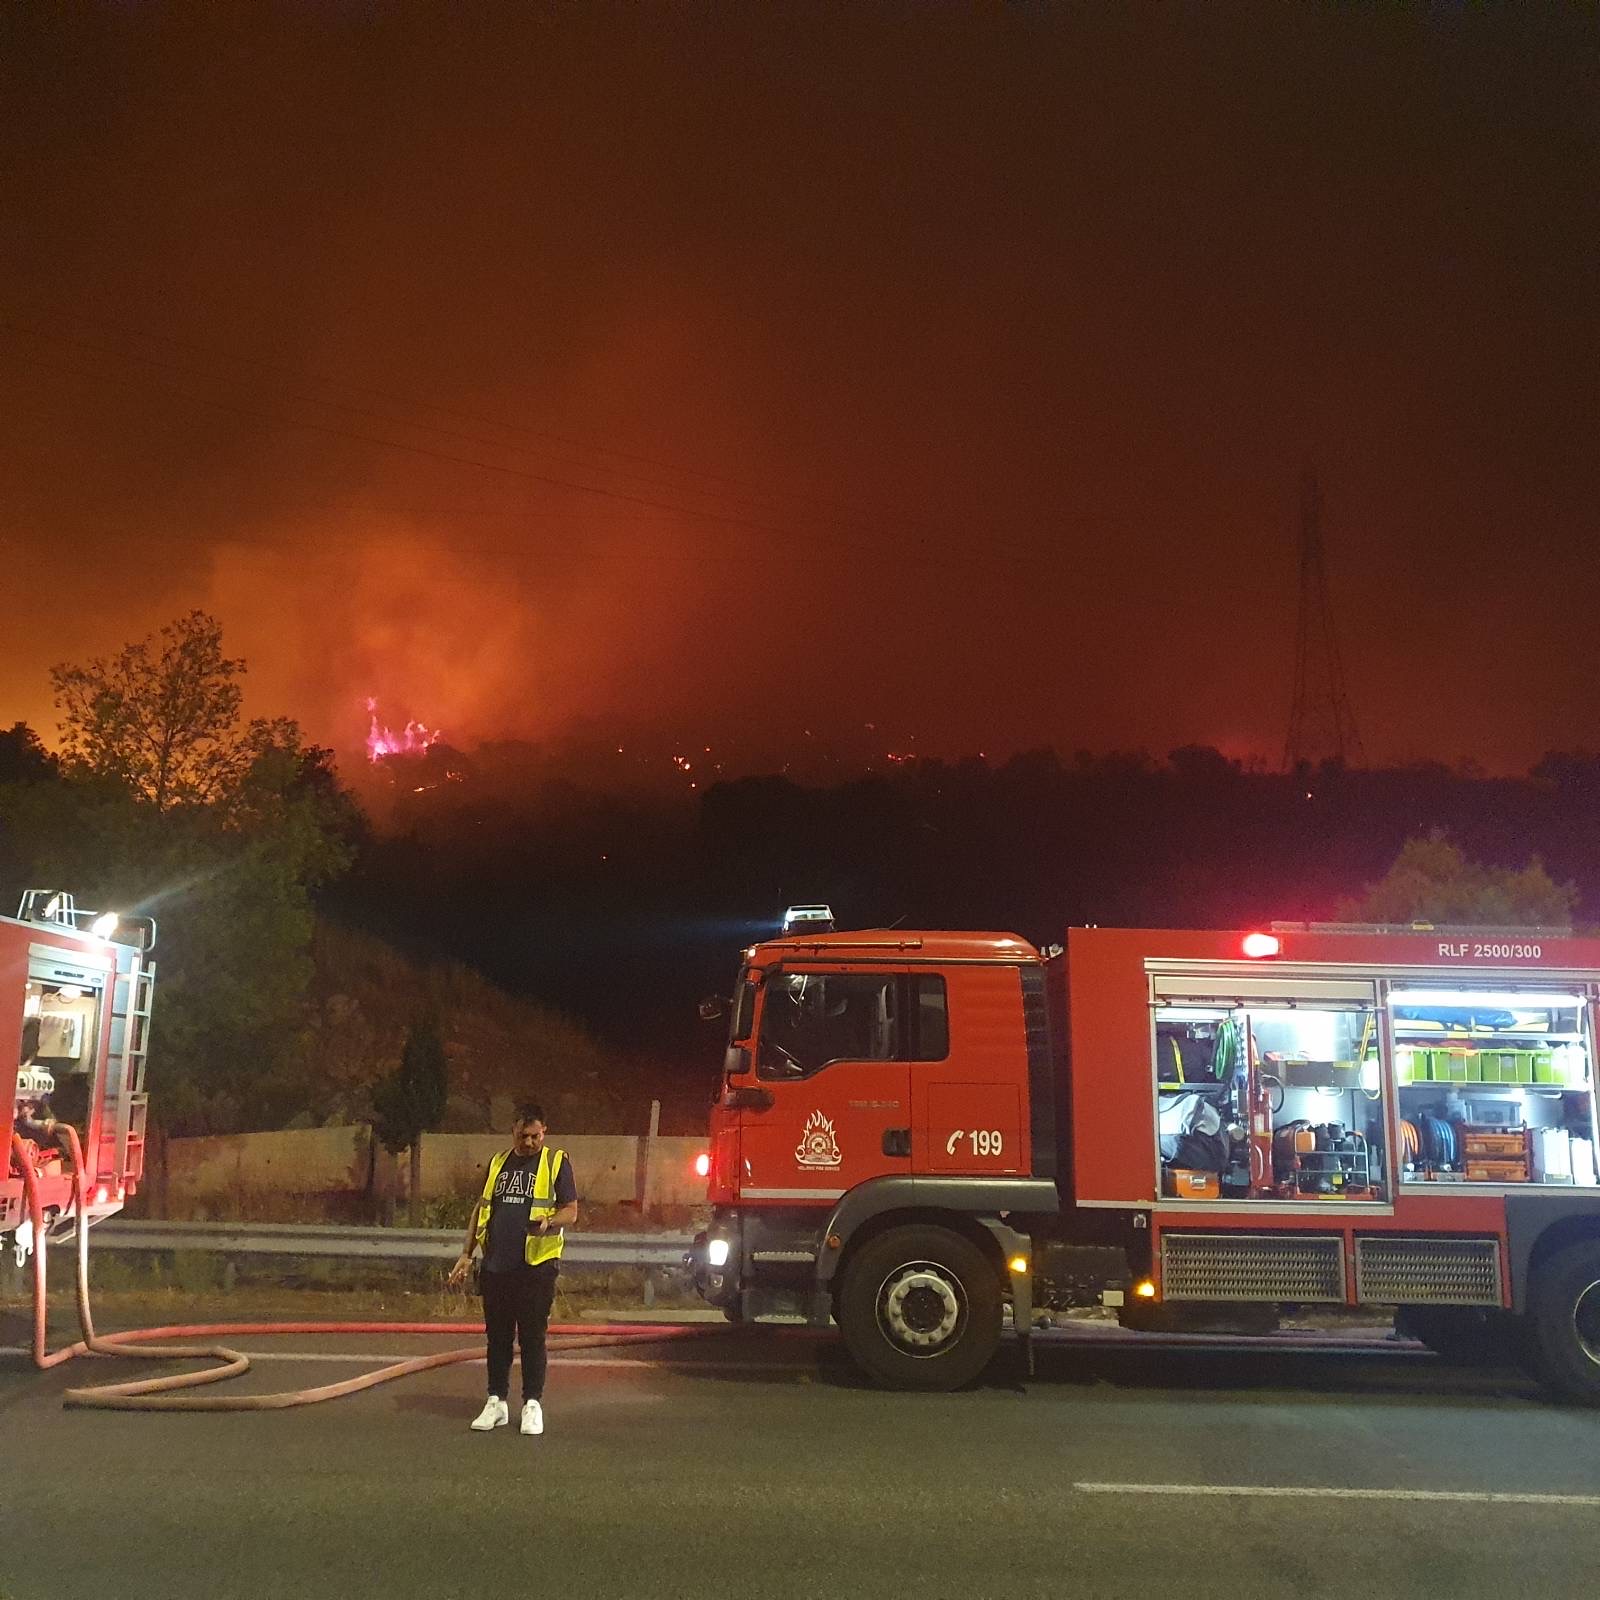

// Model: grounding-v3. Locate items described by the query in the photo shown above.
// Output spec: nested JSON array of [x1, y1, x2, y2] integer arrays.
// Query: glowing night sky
[[2, 6, 1594, 774]]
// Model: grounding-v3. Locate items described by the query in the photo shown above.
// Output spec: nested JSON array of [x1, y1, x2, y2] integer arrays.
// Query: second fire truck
[[4, 892, 155, 1254], [690, 920, 1600, 1401]]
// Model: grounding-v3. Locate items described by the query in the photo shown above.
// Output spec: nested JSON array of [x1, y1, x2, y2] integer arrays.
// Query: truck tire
[[836, 1224, 1002, 1391], [1395, 1305, 1519, 1367], [1523, 1239, 1600, 1405]]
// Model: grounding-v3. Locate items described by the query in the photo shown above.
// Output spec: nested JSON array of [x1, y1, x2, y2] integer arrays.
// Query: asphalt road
[[5, 1323, 1600, 1600]]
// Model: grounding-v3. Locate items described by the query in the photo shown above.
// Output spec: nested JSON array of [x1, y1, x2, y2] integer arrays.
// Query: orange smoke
[[200, 503, 697, 765]]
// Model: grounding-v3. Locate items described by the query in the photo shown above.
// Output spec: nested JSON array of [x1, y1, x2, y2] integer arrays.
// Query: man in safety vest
[[449, 1102, 577, 1434]]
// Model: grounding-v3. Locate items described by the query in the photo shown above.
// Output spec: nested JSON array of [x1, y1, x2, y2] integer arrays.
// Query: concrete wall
[[160, 1127, 707, 1210], [419, 1133, 648, 1203], [165, 1126, 371, 1201], [642, 1135, 706, 1209]]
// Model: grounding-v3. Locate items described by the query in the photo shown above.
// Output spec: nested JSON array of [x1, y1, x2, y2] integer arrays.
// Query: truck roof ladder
[[107, 949, 156, 1190]]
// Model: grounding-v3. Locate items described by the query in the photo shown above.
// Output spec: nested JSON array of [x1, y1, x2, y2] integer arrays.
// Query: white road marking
[[1074, 1483, 1600, 1507]]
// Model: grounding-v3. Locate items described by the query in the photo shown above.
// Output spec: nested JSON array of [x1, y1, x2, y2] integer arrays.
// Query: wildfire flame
[[365, 697, 442, 763]]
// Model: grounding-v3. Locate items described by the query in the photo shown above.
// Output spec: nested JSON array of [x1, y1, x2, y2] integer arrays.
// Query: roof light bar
[[782, 904, 836, 933]]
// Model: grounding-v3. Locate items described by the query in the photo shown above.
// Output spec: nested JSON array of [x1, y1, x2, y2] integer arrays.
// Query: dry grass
[[2, 1253, 701, 1331], [129, 1179, 708, 1234]]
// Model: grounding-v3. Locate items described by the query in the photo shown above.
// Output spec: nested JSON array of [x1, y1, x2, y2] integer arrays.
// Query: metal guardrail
[[92, 1219, 693, 1269]]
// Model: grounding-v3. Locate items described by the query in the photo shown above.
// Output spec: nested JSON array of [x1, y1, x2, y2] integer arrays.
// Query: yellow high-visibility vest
[[474, 1145, 567, 1267]]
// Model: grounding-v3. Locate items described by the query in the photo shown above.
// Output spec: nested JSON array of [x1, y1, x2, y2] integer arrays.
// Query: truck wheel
[[836, 1225, 1002, 1391], [1395, 1305, 1518, 1367], [1524, 1239, 1600, 1405]]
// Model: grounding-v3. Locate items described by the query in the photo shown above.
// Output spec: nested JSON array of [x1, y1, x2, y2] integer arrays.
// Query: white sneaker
[[470, 1397, 508, 1431], [520, 1399, 544, 1436]]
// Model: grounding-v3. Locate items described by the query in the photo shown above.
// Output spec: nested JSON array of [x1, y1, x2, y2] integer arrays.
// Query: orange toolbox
[[1462, 1128, 1531, 1160], [1464, 1158, 1530, 1183], [1164, 1168, 1220, 1200]]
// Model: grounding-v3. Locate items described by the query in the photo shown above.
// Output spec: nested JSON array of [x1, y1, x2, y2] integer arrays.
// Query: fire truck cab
[[3, 892, 155, 1250], [691, 923, 1600, 1401]]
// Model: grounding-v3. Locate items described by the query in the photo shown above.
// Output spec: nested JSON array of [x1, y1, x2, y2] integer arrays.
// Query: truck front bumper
[[685, 1222, 741, 1310]]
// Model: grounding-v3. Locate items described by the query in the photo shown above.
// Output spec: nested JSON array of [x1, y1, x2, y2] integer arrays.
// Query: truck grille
[[1354, 1236, 1501, 1305], [1162, 1233, 1345, 1302]]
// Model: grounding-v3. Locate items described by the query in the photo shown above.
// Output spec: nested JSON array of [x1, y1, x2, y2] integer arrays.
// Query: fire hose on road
[[11, 1129, 717, 1412]]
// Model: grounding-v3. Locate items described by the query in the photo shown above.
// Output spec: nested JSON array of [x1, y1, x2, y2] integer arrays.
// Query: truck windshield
[[757, 971, 899, 1079]]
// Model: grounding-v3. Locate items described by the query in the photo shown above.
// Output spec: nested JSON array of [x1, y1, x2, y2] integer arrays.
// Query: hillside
[[291, 921, 635, 1135]]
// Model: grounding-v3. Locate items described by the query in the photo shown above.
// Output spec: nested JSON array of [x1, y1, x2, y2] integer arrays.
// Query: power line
[[0, 330, 802, 533], [4, 300, 795, 498], [4, 317, 790, 517], [1, 300, 976, 542], [0, 344, 1043, 581]]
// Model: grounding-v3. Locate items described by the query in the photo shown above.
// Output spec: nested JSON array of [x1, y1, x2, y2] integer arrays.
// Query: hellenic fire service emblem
[[795, 1110, 843, 1169]]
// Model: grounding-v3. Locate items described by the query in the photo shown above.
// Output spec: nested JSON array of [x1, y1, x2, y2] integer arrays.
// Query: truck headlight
[[707, 1237, 731, 1268]]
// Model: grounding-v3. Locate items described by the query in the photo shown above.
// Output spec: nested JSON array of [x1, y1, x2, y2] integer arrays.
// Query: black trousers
[[481, 1261, 559, 1402]]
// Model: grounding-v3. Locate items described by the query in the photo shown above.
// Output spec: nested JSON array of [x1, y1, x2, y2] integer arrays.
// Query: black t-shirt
[[483, 1149, 576, 1273]]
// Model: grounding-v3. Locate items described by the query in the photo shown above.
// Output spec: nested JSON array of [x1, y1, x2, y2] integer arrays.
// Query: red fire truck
[[689, 922, 1600, 1401], [3, 892, 155, 1252]]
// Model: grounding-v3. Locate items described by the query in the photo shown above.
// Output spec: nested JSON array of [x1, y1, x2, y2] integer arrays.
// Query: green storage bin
[[1478, 1051, 1507, 1085], [1395, 1050, 1418, 1084], [1553, 1049, 1581, 1086], [1462, 1053, 1483, 1083], [1533, 1050, 1557, 1084], [1513, 1051, 1535, 1084]]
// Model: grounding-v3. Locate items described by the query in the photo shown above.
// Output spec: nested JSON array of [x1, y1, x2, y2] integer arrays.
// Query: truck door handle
[[882, 1128, 911, 1157]]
